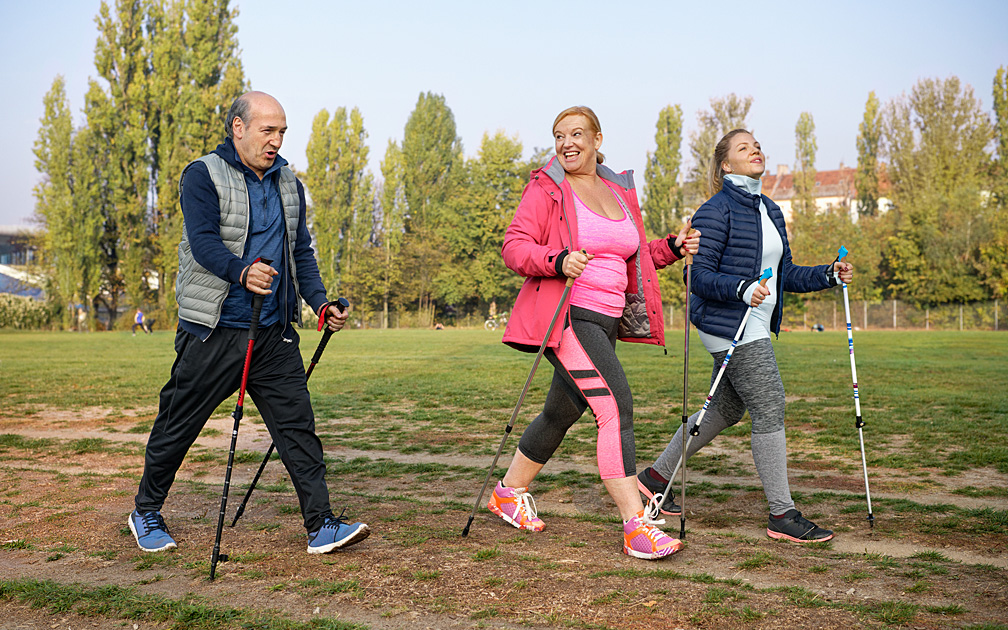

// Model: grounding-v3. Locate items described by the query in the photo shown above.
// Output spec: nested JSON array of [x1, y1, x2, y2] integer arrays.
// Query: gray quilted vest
[[176, 153, 303, 328]]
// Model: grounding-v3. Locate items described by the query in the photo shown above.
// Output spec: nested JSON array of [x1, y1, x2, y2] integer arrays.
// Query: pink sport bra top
[[568, 185, 639, 318]]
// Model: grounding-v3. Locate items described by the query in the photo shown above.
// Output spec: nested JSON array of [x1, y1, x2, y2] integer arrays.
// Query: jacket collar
[[539, 155, 635, 190], [721, 177, 762, 206], [213, 137, 289, 179]]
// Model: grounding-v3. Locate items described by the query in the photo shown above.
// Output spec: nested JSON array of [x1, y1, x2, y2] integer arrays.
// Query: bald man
[[130, 92, 369, 555]]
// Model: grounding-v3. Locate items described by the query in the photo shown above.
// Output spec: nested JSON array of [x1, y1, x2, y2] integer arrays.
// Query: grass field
[[0, 327, 1006, 629]]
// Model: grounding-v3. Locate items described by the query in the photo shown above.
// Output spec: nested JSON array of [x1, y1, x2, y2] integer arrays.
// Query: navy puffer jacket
[[688, 179, 835, 339]]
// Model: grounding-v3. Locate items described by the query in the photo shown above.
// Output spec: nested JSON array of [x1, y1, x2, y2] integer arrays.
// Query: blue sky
[[2, 0, 1006, 226]]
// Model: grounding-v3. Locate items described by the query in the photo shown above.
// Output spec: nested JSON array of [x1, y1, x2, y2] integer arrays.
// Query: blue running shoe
[[128, 510, 177, 552], [307, 511, 370, 554]]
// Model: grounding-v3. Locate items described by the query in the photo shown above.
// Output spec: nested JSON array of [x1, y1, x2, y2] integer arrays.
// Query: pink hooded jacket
[[501, 156, 683, 352]]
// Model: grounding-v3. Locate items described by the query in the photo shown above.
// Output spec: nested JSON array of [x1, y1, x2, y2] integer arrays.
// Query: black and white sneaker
[[636, 467, 682, 516], [767, 509, 834, 543]]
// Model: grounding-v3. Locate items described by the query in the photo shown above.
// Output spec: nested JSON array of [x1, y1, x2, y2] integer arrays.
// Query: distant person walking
[[129, 91, 369, 555], [132, 309, 151, 335], [636, 129, 853, 543], [490, 106, 699, 560]]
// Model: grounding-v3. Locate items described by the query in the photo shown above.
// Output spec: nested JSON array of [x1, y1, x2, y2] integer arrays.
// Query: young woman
[[490, 106, 700, 560], [636, 129, 853, 543]]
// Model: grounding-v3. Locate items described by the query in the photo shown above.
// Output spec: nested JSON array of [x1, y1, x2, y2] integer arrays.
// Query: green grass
[[0, 578, 367, 629], [0, 329, 1005, 474]]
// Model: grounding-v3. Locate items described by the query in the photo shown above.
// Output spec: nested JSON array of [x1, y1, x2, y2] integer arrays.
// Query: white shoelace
[[514, 488, 538, 522], [645, 493, 665, 521]]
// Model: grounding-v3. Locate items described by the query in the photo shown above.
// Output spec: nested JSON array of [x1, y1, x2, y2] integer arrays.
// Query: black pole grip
[[311, 297, 348, 364], [247, 257, 272, 342]]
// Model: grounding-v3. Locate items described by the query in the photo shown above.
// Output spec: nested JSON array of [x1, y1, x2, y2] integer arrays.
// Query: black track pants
[[135, 324, 332, 533]]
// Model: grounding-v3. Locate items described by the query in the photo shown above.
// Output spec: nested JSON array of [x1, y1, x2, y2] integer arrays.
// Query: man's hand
[[319, 302, 350, 332], [833, 260, 854, 284], [241, 261, 277, 295]]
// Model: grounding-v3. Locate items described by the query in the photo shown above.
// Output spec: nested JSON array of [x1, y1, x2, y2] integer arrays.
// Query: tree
[[147, 0, 186, 319], [376, 140, 406, 328], [33, 77, 98, 329], [305, 107, 374, 296], [399, 92, 462, 324], [792, 112, 818, 218], [401, 92, 463, 233], [92, 0, 153, 315], [855, 91, 883, 217], [642, 104, 684, 238], [81, 80, 123, 327], [880, 76, 993, 305], [437, 131, 526, 315], [148, 0, 245, 321], [976, 66, 1008, 299], [685, 94, 752, 203]]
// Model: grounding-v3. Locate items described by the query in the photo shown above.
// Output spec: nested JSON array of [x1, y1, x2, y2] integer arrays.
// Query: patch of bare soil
[[1, 411, 1006, 630]]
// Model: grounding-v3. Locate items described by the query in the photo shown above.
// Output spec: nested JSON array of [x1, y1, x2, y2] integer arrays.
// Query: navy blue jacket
[[179, 138, 328, 339], [688, 179, 835, 339]]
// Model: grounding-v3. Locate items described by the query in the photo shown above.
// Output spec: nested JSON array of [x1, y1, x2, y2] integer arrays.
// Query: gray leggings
[[652, 337, 796, 515]]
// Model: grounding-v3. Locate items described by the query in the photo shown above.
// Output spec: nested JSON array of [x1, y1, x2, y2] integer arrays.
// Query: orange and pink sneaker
[[622, 510, 683, 560], [487, 481, 545, 531]]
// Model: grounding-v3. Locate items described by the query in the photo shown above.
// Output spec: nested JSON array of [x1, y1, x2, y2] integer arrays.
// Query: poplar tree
[[976, 66, 1008, 299], [149, 0, 245, 319], [81, 80, 123, 326], [147, 0, 186, 316], [33, 78, 82, 328], [881, 76, 992, 305], [792, 112, 818, 218], [686, 94, 752, 203], [399, 92, 462, 324], [642, 104, 684, 238], [92, 0, 152, 314], [377, 140, 406, 328], [438, 131, 525, 312], [855, 91, 882, 216], [305, 107, 373, 295]]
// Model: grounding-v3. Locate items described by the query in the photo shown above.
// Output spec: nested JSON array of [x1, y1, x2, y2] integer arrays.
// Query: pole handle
[[247, 257, 272, 342], [758, 267, 773, 287], [681, 225, 697, 265], [312, 297, 348, 364]]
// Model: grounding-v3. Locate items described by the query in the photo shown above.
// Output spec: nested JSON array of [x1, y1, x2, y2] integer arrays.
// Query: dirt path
[[1, 410, 1007, 629]]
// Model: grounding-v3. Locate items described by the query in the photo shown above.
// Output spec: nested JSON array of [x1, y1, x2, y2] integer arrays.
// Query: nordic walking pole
[[230, 297, 350, 528], [647, 267, 773, 520], [462, 262, 581, 538], [838, 245, 874, 528], [211, 257, 271, 581], [679, 226, 696, 540]]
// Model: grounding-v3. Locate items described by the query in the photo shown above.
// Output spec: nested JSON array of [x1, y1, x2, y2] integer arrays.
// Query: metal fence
[[666, 299, 1003, 331]]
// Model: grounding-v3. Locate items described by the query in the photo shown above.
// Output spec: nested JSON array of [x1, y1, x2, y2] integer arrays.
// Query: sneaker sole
[[622, 539, 684, 560], [487, 501, 544, 532], [307, 524, 371, 554], [128, 516, 177, 553], [635, 479, 681, 516], [766, 528, 834, 543]]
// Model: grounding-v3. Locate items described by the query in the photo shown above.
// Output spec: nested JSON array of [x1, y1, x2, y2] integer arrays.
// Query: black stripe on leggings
[[569, 369, 599, 379], [581, 387, 610, 398]]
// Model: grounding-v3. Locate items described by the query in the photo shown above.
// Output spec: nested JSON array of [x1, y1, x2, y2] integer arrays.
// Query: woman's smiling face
[[554, 114, 601, 175]]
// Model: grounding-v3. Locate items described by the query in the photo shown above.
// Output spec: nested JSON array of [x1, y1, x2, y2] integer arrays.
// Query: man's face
[[232, 95, 287, 179]]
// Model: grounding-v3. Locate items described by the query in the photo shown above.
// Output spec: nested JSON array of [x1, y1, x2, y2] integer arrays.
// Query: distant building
[[0, 225, 38, 266], [761, 165, 891, 223]]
